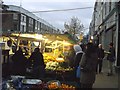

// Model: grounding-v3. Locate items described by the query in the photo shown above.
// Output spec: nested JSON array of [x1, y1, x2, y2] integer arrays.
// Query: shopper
[[11, 47, 27, 75], [79, 43, 98, 89], [73, 45, 83, 88], [96, 44, 105, 74], [73, 45, 83, 73], [107, 42, 115, 76], [28, 47, 46, 78]]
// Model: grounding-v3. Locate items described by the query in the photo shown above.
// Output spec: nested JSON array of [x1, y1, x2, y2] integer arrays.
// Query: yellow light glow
[[56, 58, 64, 62], [62, 41, 72, 45], [34, 42, 39, 46], [12, 34, 43, 40]]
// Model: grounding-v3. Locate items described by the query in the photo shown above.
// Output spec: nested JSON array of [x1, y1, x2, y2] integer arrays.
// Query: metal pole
[[115, 2, 120, 75]]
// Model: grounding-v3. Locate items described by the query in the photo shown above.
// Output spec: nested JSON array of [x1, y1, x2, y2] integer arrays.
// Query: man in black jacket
[[28, 47, 45, 78], [12, 47, 27, 75], [96, 44, 105, 74]]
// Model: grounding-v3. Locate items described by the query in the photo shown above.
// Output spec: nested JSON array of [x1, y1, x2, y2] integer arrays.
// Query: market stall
[[2, 33, 78, 89], [3, 33, 76, 64]]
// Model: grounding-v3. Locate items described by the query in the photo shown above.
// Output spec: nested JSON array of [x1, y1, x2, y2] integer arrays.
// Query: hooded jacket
[[73, 45, 83, 68]]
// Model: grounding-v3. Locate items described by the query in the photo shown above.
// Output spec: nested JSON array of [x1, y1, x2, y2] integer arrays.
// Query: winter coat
[[79, 52, 98, 84], [98, 48, 104, 59], [73, 45, 83, 68], [28, 51, 45, 78], [29, 51, 45, 68], [12, 50, 27, 75]]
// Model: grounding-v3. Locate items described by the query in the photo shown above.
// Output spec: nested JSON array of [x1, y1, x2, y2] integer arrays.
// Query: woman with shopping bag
[[73, 45, 83, 88]]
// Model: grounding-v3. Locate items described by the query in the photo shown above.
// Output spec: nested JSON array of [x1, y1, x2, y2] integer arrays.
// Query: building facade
[[89, 1, 120, 67], [2, 5, 60, 34]]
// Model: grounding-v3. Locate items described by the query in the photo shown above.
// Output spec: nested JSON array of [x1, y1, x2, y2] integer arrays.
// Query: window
[[22, 16, 24, 21], [23, 25, 26, 32], [105, 3, 107, 16], [14, 24, 18, 31], [13, 13, 18, 20], [22, 25, 24, 32], [35, 21, 38, 27], [109, 2, 111, 12], [29, 18, 33, 24], [21, 14, 26, 22], [20, 25, 26, 32]]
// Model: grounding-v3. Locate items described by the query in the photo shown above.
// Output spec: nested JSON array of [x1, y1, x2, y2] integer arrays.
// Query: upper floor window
[[21, 14, 26, 22], [105, 3, 107, 16], [109, 2, 111, 12], [35, 21, 38, 27], [13, 13, 18, 20], [29, 18, 33, 24]]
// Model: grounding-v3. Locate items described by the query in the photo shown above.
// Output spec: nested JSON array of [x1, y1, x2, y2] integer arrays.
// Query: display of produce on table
[[45, 61, 73, 71], [47, 80, 76, 90], [43, 53, 65, 63], [2, 76, 76, 90], [43, 54, 56, 63]]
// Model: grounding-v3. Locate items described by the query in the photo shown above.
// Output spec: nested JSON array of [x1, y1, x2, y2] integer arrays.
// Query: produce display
[[3, 77, 76, 90], [48, 83, 75, 90], [43, 54, 56, 63], [43, 53, 65, 63], [45, 61, 73, 71], [48, 82, 75, 90]]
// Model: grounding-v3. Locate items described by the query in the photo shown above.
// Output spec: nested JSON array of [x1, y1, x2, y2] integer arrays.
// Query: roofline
[[7, 5, 56, 30]]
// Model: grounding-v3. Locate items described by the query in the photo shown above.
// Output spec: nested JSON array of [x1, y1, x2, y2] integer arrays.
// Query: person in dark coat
[[28, 47, 45, 78], [107, 42, 115, 76], [11, 47, 27, 75], [79, 43, 98, 89], [73, 45, 83, 88], [96, 44, 105, 74]]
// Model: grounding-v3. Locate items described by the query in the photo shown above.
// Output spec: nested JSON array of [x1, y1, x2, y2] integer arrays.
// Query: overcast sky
[[3, 0, 96, 33]]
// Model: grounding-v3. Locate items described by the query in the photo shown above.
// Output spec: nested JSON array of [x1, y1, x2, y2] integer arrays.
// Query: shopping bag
[[76, 66, 80, 78]]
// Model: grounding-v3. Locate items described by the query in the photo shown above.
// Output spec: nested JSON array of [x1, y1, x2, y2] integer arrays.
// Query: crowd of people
[[8, 41, 116, 89], [72, 42, 116, 89], [11, 47, 46, 79]]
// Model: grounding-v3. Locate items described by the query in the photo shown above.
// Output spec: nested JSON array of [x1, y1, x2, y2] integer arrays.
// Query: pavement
[[93, 60, 119, 89]]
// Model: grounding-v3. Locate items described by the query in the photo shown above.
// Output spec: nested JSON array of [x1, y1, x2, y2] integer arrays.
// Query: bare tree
[[64, 16, 85, 36]]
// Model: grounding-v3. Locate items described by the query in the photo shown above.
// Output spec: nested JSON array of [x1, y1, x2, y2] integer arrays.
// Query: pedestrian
[[73, 45, 83, 88], [79, 42, 98, 89], [107, 42, 115, 76], [11, 47, 27, 75], [28, 47, 46, 78], [96, 44, 105, 74], [73, 45, 83, 74]]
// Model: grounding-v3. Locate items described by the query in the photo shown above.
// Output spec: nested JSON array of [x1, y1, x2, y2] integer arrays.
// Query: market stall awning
[[4, 33, 77, 44], [3, 33, 43, 42], [43, 33, 77, 44]]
